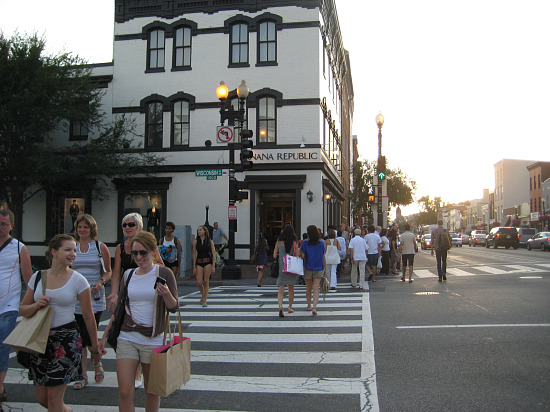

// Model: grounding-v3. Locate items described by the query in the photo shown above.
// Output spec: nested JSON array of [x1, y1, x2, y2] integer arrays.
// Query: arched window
[[147, 29, 165, 70], [173, 26, 191, 68], [172, 100, 190, 146], [146, 102, 163, 148], [257, 96, 276, 143]]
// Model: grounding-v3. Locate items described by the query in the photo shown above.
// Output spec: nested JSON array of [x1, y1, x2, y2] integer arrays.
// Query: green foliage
[[0, 32, 163, 236]]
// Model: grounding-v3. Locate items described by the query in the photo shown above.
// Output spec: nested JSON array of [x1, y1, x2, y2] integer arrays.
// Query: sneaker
[[135, 379, 143, 389]]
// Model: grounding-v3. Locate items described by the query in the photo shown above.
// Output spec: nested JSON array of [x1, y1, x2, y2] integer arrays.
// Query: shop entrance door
[[262, 202, 294, 253]]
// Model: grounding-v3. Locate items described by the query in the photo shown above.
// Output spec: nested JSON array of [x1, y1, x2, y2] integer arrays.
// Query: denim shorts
[[0, 311, 18, 372]]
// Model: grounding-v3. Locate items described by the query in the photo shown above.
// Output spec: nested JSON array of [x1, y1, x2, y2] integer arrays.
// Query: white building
[[22, 0, 354, 265]]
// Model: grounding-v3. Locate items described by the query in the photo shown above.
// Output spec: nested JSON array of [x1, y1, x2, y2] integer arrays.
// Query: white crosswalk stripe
[[5, 286, 379, 411], [409, 263, 549, 279]]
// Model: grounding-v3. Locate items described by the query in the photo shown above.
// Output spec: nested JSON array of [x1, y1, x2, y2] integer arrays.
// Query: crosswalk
[[3, 285, 379, 412], [411, 262, 549, 279]]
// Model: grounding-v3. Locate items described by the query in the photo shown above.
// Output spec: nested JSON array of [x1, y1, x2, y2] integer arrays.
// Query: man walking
[[212, 221, 229, 251], [431, 220, 451, 282], [365, 225, 381, 282], [399, 223, 417, 283], [348, 229, 368, 289], [0, 209, 32, 402]]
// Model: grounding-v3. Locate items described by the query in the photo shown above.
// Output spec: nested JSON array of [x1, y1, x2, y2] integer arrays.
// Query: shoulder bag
[[5, 270, 55, 361], [107, 268, 136, 351], [148, 308, 191, 397], [325, 239, 341, 265]]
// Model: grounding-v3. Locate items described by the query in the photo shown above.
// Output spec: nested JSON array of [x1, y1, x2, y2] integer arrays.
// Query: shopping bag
[[377, 256, 382, 269], [4, 270, 54, 355], [283, 255, 304, 276], [148, 310, 191, 397]]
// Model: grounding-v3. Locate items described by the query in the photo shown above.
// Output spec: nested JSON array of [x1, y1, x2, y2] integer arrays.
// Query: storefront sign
[[252, 149, 320, 163]]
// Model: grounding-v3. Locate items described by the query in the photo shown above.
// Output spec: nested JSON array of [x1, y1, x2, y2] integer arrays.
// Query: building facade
[[493, 159, 535, 225], [21, 0, 354, 262]]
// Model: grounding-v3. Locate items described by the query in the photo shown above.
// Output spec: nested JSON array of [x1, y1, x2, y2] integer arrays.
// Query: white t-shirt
[[349, 235, 368, 261], [380, 236, 391, 252], [400, 232, 417, 255], [29, 270, 90, 328], [0, 239, 24, 314], [119, 265, 164, 346], [365, 233, 381, 255]]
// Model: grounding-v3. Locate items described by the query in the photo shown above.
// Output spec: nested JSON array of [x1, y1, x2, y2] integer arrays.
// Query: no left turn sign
[[217, 126, 234, 143]]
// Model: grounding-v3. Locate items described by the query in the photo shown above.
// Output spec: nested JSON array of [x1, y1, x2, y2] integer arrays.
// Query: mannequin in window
[[147, 205, 160, 232]]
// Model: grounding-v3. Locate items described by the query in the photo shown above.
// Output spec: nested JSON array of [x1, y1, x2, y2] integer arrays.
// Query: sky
[[1, 0, 549, 216]]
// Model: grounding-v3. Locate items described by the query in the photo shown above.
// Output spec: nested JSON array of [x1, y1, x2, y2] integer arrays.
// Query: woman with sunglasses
[[192, 225, 216, 307], [100, 231, 178, 412], [107, 213, 163, 388], [72, 214, 112, 390]]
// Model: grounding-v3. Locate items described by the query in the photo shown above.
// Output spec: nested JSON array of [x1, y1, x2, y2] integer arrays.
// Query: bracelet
[[99, 278, 105, 286]]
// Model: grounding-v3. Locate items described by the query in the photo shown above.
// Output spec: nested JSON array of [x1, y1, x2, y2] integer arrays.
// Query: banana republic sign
[[252, 149, 320, 163]]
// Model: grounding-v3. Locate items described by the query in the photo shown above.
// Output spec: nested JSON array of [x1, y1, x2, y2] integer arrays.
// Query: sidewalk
[[177, 262, 364, 288]]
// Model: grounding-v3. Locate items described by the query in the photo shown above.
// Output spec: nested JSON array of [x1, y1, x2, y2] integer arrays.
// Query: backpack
[[439, 230, 451, 251]]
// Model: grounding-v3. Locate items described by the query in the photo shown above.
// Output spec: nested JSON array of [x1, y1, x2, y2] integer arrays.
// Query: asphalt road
[[370, 246, 550, 411]]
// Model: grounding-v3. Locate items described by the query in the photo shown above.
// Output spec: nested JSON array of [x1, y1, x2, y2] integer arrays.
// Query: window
[[148, 29, 165, 69], [173, 26, 191, 68], [257, 96, 276, 143], [172, 100, 189, 146], [230, 23, 249, 65], [258, 21, 276, 63], [146, 102, 163, 148], [69, 120, 88, 141]]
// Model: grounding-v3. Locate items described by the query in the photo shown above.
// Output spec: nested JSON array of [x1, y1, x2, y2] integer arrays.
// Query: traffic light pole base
[[221, 262, 242, 280]]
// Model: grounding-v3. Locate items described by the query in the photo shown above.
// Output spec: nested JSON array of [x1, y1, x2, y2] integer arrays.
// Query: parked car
[[450, 232, 462, 247], [460, 233, 469, 245], [420, 234, 432, 250], [526, 232, 550, 251], [485, 227, 519, 249], [471, 229, 488, 236], [517, 227, 537, 247], [469, 233, 487, 247]]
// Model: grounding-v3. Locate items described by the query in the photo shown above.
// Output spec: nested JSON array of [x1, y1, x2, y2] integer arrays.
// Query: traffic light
[[240, 129, 254, 170], [230, 178, 249, 202], [377, 155, 387, 180], [367, 186, 375, 202]]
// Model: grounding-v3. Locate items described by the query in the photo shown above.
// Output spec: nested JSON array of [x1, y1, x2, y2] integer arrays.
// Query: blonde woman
[[72, 214, 112, 389], [21, 234, 101, 412], [107, 213, 163, 388], [100, 231, 178, 412], [192, 225, 216, 307]]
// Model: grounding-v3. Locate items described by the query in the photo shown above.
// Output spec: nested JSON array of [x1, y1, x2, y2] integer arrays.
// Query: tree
[[350, 159, 416, 224], [0, 33, 163, 237]]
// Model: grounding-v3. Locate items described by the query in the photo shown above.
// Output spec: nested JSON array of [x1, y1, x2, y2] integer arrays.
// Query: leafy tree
[[0, 32, 163, 237], [351, 159, 416, 224]]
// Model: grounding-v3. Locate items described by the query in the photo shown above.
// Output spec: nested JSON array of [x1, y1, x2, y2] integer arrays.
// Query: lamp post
[[216, 80, 249, 279], [375, 112, 384, 227]]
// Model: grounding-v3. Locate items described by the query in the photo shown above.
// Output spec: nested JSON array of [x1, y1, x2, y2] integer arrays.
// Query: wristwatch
[[99, 278, 106, 286]]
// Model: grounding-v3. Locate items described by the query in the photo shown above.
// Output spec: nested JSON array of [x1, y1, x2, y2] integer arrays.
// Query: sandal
[[278, 308, 284, 317], [306, 306, 312, 311], [93, 362, 104, 384], [72, 375, 88, 390], [312, 309, 317, 316], [287, 308, 294, 314]]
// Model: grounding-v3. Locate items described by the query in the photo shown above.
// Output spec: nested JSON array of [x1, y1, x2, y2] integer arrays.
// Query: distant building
[[494, 159, 536, 225], [527, 161, 550, 217]]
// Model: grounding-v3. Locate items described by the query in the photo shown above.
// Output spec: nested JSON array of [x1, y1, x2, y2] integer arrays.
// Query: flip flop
[[72, 375, 88, 390], [93, 362, 104, 384], [287, 308, 294, 314]]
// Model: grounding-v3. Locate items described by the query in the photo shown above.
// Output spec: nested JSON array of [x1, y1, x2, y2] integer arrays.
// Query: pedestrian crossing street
[[411, 262, 550, 279], [4, 285, 379, 412]]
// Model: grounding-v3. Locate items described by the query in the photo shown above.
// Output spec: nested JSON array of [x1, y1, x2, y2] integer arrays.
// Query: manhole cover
[[414, 291, 440, 295]]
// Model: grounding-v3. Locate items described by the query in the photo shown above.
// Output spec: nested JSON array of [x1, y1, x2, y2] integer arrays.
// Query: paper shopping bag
[[283, 254, 304, 276], [148, 310, 191, 397], [4, 306, 54, 354]]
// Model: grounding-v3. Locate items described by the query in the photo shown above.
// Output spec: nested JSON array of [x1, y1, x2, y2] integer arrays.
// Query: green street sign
[[196, 169, 222, 178]]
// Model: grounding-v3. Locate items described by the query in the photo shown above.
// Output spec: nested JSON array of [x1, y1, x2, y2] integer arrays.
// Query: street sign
[[228, 205, 237, 220], [195, 169, 223, 180], [217, 126, 234, 143]]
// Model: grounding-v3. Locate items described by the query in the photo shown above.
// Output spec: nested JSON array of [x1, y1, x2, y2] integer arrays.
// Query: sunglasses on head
[[131, 250, 149, 256], [122, 222, 137, 228]]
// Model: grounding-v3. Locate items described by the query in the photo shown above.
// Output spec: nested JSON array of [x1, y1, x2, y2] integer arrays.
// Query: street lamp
[[216, 80, 250, 279], [375, 112, 385, 226]]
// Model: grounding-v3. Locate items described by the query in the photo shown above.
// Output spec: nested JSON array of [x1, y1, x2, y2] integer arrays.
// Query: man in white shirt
[[0, 209, 32, 402], [348, 229, 368, 289], [399, 223, 417, 283], [364, 225, 381, 282]]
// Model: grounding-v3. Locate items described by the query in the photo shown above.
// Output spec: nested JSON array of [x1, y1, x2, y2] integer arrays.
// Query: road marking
[[179, 332, 362, 343], [473, 266, 506, 274], [413, 269, 436, 278], [361, 292, 380, 411], [0, 404, 220, 412], [396, 324, 550, 329], [504, 265, 546, 273], [446, 267, 476, 276], [176, 320, 363, 328], [178, 310, 362, 317], [180, 297, 363, 303]]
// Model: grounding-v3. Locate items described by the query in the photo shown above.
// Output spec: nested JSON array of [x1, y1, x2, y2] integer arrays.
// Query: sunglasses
[[122, 222, 137, 228], [131, 250, 149, 256]]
